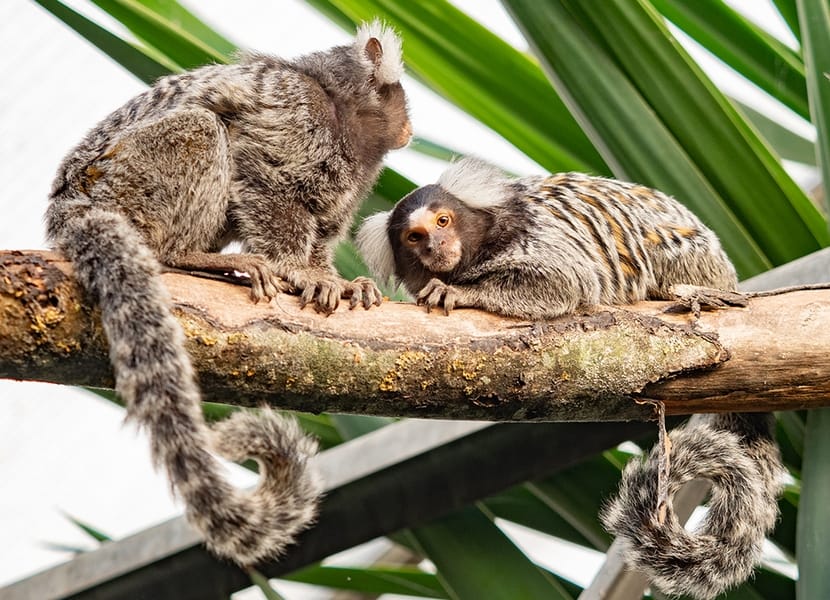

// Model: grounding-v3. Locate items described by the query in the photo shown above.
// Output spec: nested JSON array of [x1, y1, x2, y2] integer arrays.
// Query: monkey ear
[[356, 211, 397, 284], [354, 20, 404, 85], [364, 37, 383, 67], [437, 156, 512, 209]]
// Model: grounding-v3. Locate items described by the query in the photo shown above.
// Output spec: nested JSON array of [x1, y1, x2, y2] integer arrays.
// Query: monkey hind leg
[[81, 108, 234, 258], [649, 244, 739, 300], [601, 414, 783, 600]]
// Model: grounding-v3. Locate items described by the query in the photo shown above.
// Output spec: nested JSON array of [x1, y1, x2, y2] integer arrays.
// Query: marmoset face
[[398, 203, 463, 272]]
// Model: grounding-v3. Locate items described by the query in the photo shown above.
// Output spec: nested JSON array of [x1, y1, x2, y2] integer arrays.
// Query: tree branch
[[2, 250, 829, 420]]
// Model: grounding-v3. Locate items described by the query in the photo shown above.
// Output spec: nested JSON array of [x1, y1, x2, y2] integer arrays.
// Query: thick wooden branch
[[2, 250, 829, 420]]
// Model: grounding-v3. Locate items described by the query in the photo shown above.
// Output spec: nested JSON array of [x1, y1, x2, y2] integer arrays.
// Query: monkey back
[[518, 171, 738, 304]]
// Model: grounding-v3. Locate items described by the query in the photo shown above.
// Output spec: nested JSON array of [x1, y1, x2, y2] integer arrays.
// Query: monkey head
[[389, 185, 465, 273], [356, 162, 501, 296], [353, 20, 412, 154]]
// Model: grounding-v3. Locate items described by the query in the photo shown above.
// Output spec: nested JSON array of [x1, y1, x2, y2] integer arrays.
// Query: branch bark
[[2, 250, 829, 420]]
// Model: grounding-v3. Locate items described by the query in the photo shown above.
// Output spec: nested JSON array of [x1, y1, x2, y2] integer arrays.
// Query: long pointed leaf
[[560, 0, 827, 264], [304, 0, 609, 174], [483, 487, 593, 549], [89, 0, 230, 67], [794, 4, 830, 596], [735, 100, 816, 165], [405, 505, 573, 600], [797, 0, 830, 215], [133, 0, 237, 57], [651, 0, 808, 119], [501, 0, 772, 277], [284, 565, 449, 598], [796, 408, 830, 598], [773, 0, 803, 42], [33, 0, 175, 82]]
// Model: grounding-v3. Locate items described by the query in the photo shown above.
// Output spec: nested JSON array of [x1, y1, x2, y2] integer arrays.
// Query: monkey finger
[[366, 281, 383, 308], [363, 286, 378, 309], [272, 273, 291, 295], [348, 287, 363, 310], [257, 268, 280, 301], [250, 275, 266, 303], [299, 284, 317, 310], [416, 279, 441, 306], [351, 277, 382, 310], [424, 286, 447, 313], [315, 281, 340, 315], [443, 290, 457, 315]]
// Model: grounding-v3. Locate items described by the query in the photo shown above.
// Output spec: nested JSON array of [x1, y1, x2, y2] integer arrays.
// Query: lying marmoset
[[46, 22, 410, 565], [356, 157, 784, 599]]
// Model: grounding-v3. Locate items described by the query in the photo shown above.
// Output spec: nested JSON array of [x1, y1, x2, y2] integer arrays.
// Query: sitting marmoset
[[356, 157, 784, 600]]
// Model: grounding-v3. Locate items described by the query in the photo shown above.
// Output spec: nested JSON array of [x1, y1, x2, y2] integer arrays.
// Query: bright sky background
[[0, 1, 806, 597]]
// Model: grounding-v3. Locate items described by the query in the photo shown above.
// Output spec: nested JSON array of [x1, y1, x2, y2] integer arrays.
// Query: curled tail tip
[[197, 409, 323, 566], [211, 408, 319, 462], [601, 421, 781, 600]]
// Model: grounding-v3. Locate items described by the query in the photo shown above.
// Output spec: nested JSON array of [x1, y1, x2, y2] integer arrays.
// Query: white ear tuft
[[355, 19, 404, 85], [437, 156, 512, 209], [355, 210, 397, 283]]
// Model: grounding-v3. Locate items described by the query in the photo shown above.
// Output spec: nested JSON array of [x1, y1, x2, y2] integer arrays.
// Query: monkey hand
[[295, 272, 347, 315], [343, 276, 384, 310], [416, 278, 467, 315], [241, 255, 292, 304]]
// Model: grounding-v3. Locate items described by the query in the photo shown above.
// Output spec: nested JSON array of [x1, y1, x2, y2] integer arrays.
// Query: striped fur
[[356, 157, 783, 599]]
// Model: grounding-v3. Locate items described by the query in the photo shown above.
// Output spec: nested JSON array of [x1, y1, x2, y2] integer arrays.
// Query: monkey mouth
[[393, 121, 413, 149], [422, 251, 461, 273]]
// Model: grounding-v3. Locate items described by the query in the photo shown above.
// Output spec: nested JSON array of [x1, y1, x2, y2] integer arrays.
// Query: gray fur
[[45, 23, 410, 565], [601, 414, 782, 599], [357, 158, 784, 598]]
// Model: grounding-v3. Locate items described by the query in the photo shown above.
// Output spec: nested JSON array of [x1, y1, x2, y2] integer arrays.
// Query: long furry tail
[[47, 200, 321, 565], [601, 413, 783, 600]]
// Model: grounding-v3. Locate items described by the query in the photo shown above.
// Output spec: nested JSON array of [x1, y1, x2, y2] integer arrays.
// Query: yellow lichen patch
[[55, 340, 81, 353], [396, 350, 429, 368], [179, 320, 200, 338], [420, 379, 435, 390], [178, 318, 218, 346], [448, 357, 483, 381], [29, 315, 50, 335], [379, 372, 399, 392], [226, 332, 248, 345], [379, 350, 430, 392], [41, 307, 64, 326]]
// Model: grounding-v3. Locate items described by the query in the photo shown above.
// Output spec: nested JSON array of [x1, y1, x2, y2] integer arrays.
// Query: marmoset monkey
[[356, 157, 784, 599], [46, 22, 411, 565]]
